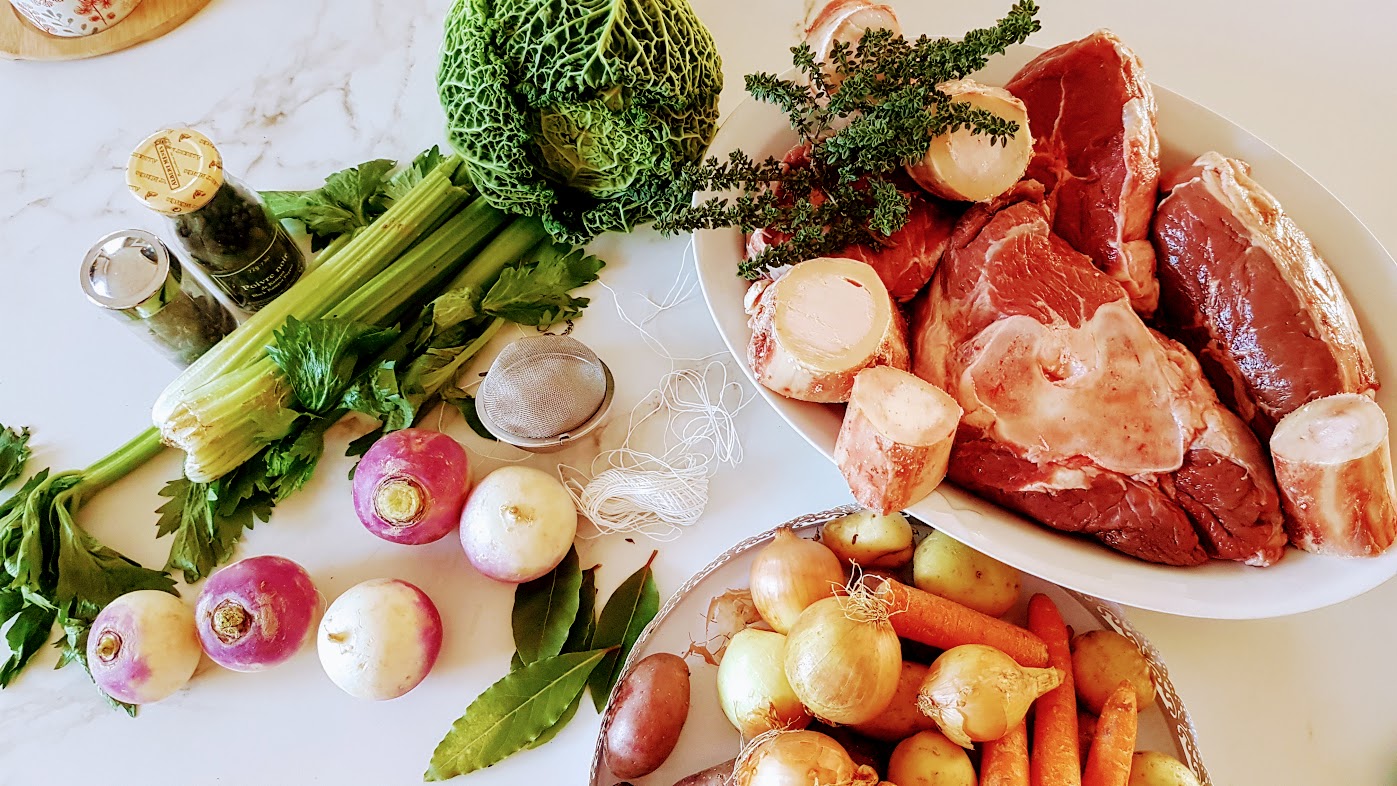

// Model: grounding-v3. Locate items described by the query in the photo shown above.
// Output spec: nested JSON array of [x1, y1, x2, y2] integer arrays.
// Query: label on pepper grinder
[[208, 226, 305, 310]]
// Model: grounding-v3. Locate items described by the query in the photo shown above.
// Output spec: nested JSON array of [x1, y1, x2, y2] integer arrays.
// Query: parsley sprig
[[654, 1, 1041, 278]]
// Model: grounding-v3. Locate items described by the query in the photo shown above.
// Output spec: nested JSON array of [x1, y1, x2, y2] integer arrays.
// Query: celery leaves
[[480, 245, 605, 327], [0, 591, 55, 687], [0, 423, 30, 489], [384, 147, 448, 204], [155, 476, 264, 584], [263, 159, 396, 250], [268, 317, 399, 415]]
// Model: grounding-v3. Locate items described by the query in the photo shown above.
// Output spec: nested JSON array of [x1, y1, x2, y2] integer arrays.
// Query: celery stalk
[[165, 198, 515, 482], [152, 157, 469, 427]]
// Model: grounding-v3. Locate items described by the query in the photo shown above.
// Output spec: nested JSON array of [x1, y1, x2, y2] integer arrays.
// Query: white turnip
[[459, 466, 578, 583], [87, 590, 201, 705], [352, 429, 471, 545], [317, 578, 443, 700], [195, 555, 318, 672]]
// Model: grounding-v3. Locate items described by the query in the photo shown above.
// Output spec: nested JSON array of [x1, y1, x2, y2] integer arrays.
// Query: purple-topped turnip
[[353, 429, 471, 545], [88, 590, 201, 705], [317, 578, 443, 700], [459, 466, 578, 583], [195, 555, 318, 672]]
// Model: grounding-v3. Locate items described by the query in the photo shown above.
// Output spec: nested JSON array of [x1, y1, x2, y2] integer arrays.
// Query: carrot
[[981, 718, 1030, 786], [875, 578, 1049, 667], [1027, 593, 1080, 786], [1082, 682, 1138, 786]]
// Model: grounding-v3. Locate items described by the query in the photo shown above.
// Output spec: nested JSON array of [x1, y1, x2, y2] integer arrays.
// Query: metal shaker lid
[[80, 229, 173, 312]]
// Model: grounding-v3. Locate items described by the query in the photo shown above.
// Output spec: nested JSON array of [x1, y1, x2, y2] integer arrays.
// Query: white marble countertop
[[2, 1, 1395, 784]]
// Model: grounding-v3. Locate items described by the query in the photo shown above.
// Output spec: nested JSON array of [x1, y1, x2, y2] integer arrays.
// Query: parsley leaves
[[0, 424, 30, 488]]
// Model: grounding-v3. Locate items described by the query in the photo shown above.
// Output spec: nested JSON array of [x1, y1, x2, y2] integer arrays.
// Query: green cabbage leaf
[[438, 0, 722, 243]]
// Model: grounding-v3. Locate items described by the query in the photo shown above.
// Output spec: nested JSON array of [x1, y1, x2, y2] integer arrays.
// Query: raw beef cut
[[911, 183, 1285, 566], [747, 146, 960, 302], [1152, 152, 1378, 438], [1006, 31, 1161, 315]]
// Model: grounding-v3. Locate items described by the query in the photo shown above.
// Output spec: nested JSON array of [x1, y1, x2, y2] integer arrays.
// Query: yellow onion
[[918, 644, 1064, 748], [783, 591, 901, 726], [733, 730, 879, 786], [750, 528, 844, 634], [719, 629, 812, 738]]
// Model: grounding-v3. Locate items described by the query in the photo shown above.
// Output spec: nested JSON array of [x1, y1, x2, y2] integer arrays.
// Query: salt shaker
[[80, 229, 238, 366]]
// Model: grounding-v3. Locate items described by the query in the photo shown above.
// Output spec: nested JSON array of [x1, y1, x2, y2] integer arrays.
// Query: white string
[[560, 242, 755, 541]]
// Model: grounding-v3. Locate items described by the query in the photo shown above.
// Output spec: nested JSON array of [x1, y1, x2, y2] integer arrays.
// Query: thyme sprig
[[653, 1, 1041, 279]]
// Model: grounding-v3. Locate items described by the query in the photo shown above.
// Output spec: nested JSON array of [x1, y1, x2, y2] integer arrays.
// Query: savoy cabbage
[[438, 0, 723, 243]]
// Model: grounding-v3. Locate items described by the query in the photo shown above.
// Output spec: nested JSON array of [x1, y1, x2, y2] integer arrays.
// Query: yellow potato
[[911, 530, 1021, 617], [849, 661, 939, 742], [1128, 751, 1202, 786], [1070, 630, 1156, 714], [886, 730, 976, 786], [821, 510, 915, 569]]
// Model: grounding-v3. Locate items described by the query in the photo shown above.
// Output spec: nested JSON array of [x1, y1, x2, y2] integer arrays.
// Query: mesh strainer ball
[[475, 335, 614, 449]]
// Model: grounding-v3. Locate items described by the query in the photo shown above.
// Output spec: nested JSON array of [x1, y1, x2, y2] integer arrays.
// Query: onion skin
[[352, 429, 470, 545], [733, 730, 878, 786], [88, 590, 201, 705], [917, 644, 1063, 748], [849, 661, 939, 741], [718, 629, 812, 738], [749, 528, 844, 634], [783, 596, 902, 726], [195, 555, 318, 672]]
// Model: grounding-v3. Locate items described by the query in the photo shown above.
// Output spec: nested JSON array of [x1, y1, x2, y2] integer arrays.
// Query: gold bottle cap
[[126, 128, 225, 215]]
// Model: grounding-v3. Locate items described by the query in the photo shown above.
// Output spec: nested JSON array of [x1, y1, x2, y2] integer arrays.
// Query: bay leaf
[[563, 566, 598, 654], [425, 647, 611, 781], [525, 690, 583, 750], [525, 566, 599, 750], [511, 547, 582, 664], [587, 551, 660, 712]]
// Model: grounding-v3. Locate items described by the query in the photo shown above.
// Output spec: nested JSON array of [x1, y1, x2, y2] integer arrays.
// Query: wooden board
[[0, 0, 213, 60]]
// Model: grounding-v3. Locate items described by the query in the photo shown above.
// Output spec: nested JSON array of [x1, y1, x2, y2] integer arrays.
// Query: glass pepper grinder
[[80, 229, 238, 366], [125, 128, 305, 311]]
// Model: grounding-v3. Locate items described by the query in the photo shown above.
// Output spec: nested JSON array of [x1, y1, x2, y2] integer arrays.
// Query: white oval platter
[[694, 45, 1397, 619]]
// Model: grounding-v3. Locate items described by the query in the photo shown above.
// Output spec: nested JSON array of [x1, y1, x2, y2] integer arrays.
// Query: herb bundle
[[653, 1, 1041, 279]]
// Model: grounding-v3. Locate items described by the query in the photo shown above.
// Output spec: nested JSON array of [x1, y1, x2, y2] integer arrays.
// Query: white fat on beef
[[834, 366, 962, 514], [955, 300, 1193, 475], [746, 257, 909, 403], [1271, 393, 1397, 557]]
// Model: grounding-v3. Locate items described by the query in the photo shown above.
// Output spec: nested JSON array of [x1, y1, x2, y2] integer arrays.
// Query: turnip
[[459, 466, 577, 583], [195, 555, 319, 672], [352, 428, 471, 545], [317, 578, 443, 700], [87, 590, 201, 705]]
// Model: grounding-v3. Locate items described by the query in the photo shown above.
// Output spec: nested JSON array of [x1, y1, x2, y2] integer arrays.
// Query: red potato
[[834, 366, 962, 513], [604, 653, 692, 779], [1271, 393, 1397, 556], [746, 258, 909, 403]]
